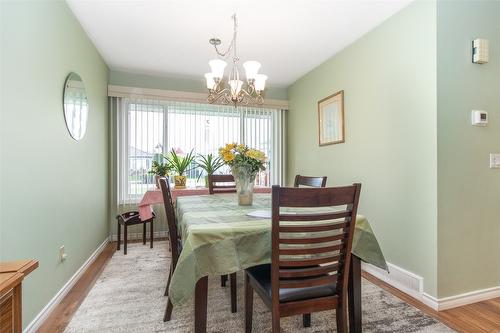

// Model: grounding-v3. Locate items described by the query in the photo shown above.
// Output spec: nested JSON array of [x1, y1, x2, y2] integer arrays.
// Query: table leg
[[194, 276, 208, 333], [348, 255, 362, 333]]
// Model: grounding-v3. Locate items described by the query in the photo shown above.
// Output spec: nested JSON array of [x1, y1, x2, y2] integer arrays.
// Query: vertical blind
[[115, 97, 285, 204]]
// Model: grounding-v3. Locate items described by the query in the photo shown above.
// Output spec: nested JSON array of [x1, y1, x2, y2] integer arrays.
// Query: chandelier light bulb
[[204, 73, 216, 90], [208, 59, 227, 79], [255, 74, 268, 92], [243, 61, 261, 81], [229, 79, 243, 97]]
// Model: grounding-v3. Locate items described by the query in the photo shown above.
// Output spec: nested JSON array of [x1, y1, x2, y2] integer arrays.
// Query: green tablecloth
[[168, 193, 387, 306]]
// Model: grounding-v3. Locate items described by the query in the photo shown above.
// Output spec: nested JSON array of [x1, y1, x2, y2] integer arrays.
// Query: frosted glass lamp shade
[[255, 74, 268, 91], [229, 79, 243, 96], [243, 61, 261, 80], [209, 59, 227, 79], [205, 73, 216, 90]]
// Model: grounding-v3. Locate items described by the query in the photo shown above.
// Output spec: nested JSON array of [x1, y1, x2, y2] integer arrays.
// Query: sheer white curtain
[[112, 97, 286, 204]]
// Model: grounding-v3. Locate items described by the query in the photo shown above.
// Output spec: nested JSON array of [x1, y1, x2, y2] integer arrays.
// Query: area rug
[[64, 242, 454, 333]]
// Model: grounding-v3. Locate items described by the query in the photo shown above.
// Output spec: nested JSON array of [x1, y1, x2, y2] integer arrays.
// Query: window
[[116, 98, 285, 204]]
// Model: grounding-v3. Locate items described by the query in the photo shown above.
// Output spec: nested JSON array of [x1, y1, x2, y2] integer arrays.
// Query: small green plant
[[148, 160, 171, 177], [196, 153, 225, 175], [166, 149, 196, 176]]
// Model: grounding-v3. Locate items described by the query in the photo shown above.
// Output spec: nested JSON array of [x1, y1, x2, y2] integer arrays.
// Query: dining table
[[168, 193, 387, 333], [138, 186, 271, 221]]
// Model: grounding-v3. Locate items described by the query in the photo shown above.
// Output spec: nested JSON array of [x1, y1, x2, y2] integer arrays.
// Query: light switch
[[490, 154, 500, 169]]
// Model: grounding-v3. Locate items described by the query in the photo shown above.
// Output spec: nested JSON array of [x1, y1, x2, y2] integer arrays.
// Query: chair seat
[[246, 264, 337, 303], [117, 211, 154, 225]]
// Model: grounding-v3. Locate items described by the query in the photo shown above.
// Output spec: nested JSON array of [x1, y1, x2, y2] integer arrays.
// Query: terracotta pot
[[174, 175, 187, 189]]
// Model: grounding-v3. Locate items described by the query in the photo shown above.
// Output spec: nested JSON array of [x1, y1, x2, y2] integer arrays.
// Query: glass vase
[[232, 165, 257, 206]]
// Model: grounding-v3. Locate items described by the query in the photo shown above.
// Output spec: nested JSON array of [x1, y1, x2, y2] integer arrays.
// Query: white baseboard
[[362, 261, 423, 301], [421, 293, 439, 310], [425, 286, 500, 311], [109, 230, 168, 242], [362, 261, 500, 311], [24, 238, 110, 333]]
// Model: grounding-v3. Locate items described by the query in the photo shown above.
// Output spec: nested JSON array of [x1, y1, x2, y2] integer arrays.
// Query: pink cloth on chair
[[138, 186, 271, 221]]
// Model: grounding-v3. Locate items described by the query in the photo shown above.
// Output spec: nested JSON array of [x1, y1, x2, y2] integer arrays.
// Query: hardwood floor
[[37, 241, 500, 333], [362, 273, 500, 333]]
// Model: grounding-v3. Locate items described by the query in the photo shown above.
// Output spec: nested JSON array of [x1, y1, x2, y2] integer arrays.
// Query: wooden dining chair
[[207, 174, 240, 297], [208, 174, 237, 194], [159, 178, 238, 322], [294, 174, 328, 188], [244, 184, 362, 333], [116, 211, 155, 255]]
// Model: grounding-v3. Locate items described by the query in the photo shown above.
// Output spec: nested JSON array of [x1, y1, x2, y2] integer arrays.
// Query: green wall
[[287, 1, 438, 296], [0, 1, 109, 328], [437, 0, 500, 298], [109, 70, 207, 94], [109, 69, 289, 100]]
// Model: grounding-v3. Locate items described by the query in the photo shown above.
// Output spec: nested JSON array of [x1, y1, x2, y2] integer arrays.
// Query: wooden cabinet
[[0, 260, 38, 333]]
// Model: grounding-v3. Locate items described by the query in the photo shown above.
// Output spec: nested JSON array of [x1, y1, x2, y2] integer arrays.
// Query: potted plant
[[148, 160, 171, 188], [219, 143, 267, 206], [166, 148, 195, 189], [196, 153, 225, 187]]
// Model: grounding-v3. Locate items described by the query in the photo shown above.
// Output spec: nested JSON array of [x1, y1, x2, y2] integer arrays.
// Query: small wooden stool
[[116, 211, 155, 255]]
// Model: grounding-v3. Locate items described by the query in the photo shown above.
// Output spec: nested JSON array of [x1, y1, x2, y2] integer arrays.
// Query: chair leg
[[150, 220, 154, 248], [117, 222, 121, 251], [336, 303, 347, 333], [143, 222, 146, 245], [221, 275, 227, 287], [124, 225, 128, 255], [230, 272, 237, 313], [164, 266, 172, 296], [245, 273, 253, 333], [271, 310, 280, 333], [163, 299, 173, 322], [303, 313, 311, 327]]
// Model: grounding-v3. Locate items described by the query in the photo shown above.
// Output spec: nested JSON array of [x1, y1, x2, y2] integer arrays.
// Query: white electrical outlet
[[59, 245, 67, 261], [490, 154, 500, 169], [471, 110, 488, 126]]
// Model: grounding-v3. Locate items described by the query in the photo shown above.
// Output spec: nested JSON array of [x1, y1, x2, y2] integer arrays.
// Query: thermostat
[[471, 110, 488, 126], [472, 39, 489, 64]]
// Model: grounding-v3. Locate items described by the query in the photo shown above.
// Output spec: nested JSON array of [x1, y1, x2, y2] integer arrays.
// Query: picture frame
[[318, 90, 344, 146]]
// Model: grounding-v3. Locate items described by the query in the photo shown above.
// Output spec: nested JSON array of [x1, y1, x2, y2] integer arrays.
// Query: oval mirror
[[63, 72, 89, 140]]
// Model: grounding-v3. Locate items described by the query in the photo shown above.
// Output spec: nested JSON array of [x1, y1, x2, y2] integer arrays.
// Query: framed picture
[[318, 90, 344, 146]]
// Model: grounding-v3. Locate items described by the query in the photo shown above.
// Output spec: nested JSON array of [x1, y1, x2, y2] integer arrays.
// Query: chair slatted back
[[271, 184, 361, 300], [159, 177, 180, 268], [208, 174, 237, 194], [294, 175, 328, 188]]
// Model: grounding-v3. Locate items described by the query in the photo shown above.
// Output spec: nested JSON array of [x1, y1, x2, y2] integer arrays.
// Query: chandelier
[[205, 14, 268, 106]]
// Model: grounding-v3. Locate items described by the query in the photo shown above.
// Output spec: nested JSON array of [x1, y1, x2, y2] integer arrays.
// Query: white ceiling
[[67, 0, 412, 88]]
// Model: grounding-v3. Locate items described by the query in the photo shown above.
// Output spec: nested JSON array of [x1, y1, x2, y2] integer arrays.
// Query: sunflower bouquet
[[219, 143, 267, 205], [219, 143, 267, 173]]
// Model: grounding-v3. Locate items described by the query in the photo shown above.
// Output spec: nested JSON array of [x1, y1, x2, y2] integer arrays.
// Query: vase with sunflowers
[[219, 143, 267, 206]]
